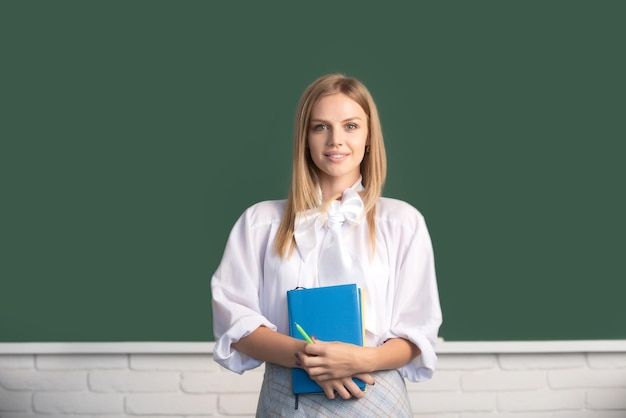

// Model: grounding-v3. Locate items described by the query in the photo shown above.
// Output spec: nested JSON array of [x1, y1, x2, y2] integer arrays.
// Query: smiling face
[[307, 93, 369, 200]]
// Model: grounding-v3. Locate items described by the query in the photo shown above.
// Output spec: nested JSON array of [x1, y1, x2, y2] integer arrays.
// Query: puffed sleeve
[[383, 209, 442, 382], [211, 204, 277, 374]]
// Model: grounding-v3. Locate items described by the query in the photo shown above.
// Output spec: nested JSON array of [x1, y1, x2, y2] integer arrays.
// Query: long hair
[[274, 74, 387, 257]]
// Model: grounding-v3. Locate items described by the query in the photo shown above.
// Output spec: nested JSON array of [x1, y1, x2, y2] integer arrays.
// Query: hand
[[316, 374, 374, 400], [298, 337, 372, 380], [295, 337, 375, 399]]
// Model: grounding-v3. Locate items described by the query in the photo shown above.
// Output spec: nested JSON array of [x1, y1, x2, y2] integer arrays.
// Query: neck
[[318, 175, 360, 203]]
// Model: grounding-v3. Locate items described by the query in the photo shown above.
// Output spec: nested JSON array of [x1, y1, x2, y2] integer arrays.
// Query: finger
[[342, 379, 365, 399], [333, 384, 352, 400], [298, 353, 324, 369], [354, 372, 375, 386], [306, 366, 332, 380], [321, 385, 336, 400], [294, 352, 302, 368], [303, 341, 325, 356]]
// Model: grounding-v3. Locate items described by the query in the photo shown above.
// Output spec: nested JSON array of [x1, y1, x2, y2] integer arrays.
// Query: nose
[[326, 128, 343, 147]]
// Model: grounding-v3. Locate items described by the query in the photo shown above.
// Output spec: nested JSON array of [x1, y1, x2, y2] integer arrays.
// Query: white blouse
[[211, 183, 442, 382]]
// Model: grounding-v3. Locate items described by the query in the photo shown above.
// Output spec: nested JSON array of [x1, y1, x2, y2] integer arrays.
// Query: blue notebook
[[287, 284, 366, 394]]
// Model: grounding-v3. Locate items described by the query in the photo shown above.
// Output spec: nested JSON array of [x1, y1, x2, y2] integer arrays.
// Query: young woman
[[211, 74, 442, 417]]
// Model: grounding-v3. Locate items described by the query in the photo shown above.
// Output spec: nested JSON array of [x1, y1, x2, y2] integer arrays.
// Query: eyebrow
[[310, 117, 363, 123]]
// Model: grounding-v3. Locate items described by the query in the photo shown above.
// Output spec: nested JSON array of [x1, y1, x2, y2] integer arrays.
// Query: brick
[[587, 389, 626, 410], [588, 353, 626, 369], [206, 416, 249, 418], [33, 392, 123, 414], [107, 416, 190, 418], [0, 387, 32, 412], [36, 354, 127, 370], [104, 416, 190, 418], [461, 413, 552, 418], [550, 369, 626, 389], [437, 354, 497, 370], [462, 370, 547, 391], [553, 411, 626, 418], [0, 414, 41, 418], [417, 414, 458, 418], [0, 355, 34, 370], [126, 393, 217, 415], [89, 370, 180, 392], [497, 390, 585, 412], [219, 393, 260, 415], [130, 354, 216, 371], [406, 370, 461, 392], [182, 371, 263, 393], [499, 354, 585, 370], [0, 370, 87, 391], [408, 392, 495, 413]]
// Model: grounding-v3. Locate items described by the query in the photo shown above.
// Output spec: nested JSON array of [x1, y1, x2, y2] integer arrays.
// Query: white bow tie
[[293, 187, 365, 264]]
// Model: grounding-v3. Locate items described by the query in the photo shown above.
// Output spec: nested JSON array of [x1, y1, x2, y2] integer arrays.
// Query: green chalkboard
[[2, 1, 625, 342]]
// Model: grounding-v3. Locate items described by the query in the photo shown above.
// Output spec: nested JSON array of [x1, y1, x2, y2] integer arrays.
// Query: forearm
[[231, 326, 307, 368], [363, 338, 421, 373], [300, 337, 420, 380]]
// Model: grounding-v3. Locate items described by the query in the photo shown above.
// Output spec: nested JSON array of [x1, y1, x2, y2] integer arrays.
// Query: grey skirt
[[256, 363, 412, 417]]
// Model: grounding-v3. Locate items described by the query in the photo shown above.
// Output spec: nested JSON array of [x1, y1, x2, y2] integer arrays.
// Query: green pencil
[[294, 322, 314, 344]]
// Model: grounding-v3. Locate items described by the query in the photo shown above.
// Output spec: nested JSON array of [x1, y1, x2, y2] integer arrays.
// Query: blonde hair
[[274, 74, 387, 257]]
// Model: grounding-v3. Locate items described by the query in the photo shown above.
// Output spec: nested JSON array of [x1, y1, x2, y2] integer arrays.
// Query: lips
[[324, 153, 349, 163]]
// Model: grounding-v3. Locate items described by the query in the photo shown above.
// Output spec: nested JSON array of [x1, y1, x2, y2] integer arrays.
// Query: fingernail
[[295, 361, 302, 367], [294, 352, 299, 358]]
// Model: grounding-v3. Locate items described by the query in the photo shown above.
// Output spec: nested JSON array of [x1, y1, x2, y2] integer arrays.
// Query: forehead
[[310, 93, 366, 120]]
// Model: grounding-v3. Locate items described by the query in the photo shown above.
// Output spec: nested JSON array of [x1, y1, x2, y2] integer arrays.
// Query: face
[[307, 93, 369, 195]]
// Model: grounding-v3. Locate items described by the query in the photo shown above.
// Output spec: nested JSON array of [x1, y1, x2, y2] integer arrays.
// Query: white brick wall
[[0, 343, 625, 417]]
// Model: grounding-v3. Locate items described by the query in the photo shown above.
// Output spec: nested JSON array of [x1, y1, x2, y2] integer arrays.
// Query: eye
[[311, 124, 327, 131], [346, 123, 358, 130]]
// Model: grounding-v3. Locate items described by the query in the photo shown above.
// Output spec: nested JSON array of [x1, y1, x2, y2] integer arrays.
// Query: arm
[[231, 325, 308, 369], [233, 326, 379, 400], [379, 205, 442, 382], [233, 325, 382, 400], [299, 337, 419, 379], [368, 337, 421, 371], [231, 327, 416, 374], [212, 203, 283, 373]]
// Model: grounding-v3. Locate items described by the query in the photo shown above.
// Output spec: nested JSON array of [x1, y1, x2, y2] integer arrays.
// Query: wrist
[[362, 346, 380, 373]]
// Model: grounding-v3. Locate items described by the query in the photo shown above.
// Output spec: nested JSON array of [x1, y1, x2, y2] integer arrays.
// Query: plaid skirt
[[256, 363, 412, 417]]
